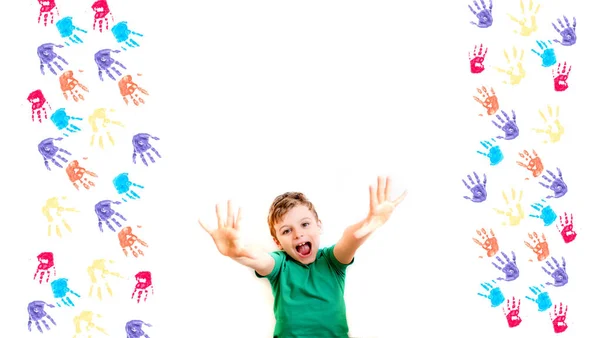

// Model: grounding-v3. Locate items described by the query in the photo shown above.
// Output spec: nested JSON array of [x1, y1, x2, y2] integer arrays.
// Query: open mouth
[[295, 241, 312, 257]]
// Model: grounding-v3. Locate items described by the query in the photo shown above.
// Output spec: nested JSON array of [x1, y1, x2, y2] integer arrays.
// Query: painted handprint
[[508, 0, 540, 36], [557, 213, 576, 243], [550, 303, 568, 333], [516, 149, 543, 178], [95, 200, 127, 232], [38, 43, 68, 76], [472, 228, 498, 258], [112, 21, 144, 50], [50, 277, 80, 307], [472, 86, 498, 116], [28, 90, 51, 123], [113, 173, 144, 201], [92, 0, 114, 32], [95, 49, 127, 81], [553, 62, 571, 92], [468, 0, 493, 28], [531, 40, 556, 68], [89, 108, 125, 149], [503, 297, 522, 328], [529, 199, 557, 226], [477, 280, 505, 307], [50, 108, 83, 137], [492, 110, 519, 140], [462, 172, 487, 203], [27, 301, 56, 333], [524, 232, 549, 262], [59, 70, 89, 102], [132, 271, 154, 303], [476, 138, 503, 166], [87, 259, 124, 300], [42, 196, 78, 237], [492, 251, 519, 281], [133, 133, 162, 166], [34, 252, 56, 284], [66, 158, 98, 190], [73, 310, 109, 336], [39, 137, 71, 170], [539, 168, 568, 199], [526, 284, 552, 312], [495, 47, 525, 85], [38, 0, 59, 26], [494, 189, 524, 226], [543, 256, 568, 287], [126, 320, 153, 338], [552, 16, 576, 46], [533, 105, 564, 144], [56, 17, 87, 46], [119, 75, 149, 106], [469, 44, 487, 73], [119, 226, 149, 258]]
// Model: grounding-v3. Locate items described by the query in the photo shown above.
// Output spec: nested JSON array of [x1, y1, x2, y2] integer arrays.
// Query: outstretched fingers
[[226, 200, 234, 227], [233, 206, 243, 230], [393, 190, 408, 207]]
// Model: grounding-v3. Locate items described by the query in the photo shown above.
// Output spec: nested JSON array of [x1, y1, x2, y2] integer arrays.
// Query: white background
[[1, 0, 599, 337]]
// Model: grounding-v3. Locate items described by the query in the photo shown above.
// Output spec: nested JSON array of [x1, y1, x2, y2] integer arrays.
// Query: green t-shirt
[[256, 245, 354, 338]]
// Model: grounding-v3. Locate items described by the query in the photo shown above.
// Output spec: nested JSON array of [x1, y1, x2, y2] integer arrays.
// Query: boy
[[199, 176, 407, 337]]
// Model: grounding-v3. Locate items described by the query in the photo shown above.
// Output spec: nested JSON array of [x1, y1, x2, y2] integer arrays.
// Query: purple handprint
[[38, 137, 72, 170], [463, 172, 487, 203], [95, 200, 127, 232], [94, 49, 127, 81], [543, 256, 568, 287], [539, 168, 568, 198], [126, 319, 152, 338], [492, 251, 519, 281], [38, 43, 68, 76], [133, 133, 162, 166], [468, 0, 493, 28], [27, 300, 57, 333], [493, 110, 519, 140], [552, 16, 576, 46]]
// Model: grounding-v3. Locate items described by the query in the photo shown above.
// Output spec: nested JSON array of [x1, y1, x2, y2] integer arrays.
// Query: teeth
[[296, 242, 307, 247]]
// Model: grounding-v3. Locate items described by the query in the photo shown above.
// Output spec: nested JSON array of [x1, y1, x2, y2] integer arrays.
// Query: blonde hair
[[267, 192, 319, 238]]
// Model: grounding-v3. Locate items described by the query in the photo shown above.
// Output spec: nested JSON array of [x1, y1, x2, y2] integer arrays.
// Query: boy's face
[[273, 205, 321, 264]]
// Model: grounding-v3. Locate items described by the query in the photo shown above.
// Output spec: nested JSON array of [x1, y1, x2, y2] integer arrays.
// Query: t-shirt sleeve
[[322, 245, 354, 277], [255, 250, 286, 282]]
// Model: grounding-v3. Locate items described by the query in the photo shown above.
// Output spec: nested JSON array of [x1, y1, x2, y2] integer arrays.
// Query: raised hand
[[492, 251, 519, 281], [468, 0, 493, 28], [462, 171, 487, 203], [557, 213, 576, 243], [552, 16, 576, 46], [354, 176, 408, 238], [199, 200, 255, 259], [472, 228, 498, 258], [543, 256, 568, 287], [503, 297, 522, 328]]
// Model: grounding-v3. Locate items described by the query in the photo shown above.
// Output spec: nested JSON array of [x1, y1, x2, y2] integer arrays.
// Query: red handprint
[[550, 302, 568, 333], [503, 297, 522, 328], [91, 0, 114, 32], [553, 62, 571, 92], [132, 271, 154, 303], [469, 44, 488, 74], [557, 213, 577, 243], [27, 89, 51, 123], [38, 0, 59, 26], [34, 252, 56, 284]]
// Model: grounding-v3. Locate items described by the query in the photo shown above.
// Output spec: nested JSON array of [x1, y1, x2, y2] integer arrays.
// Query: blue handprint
[[468, 0, 493, 28], [529, 199, 557, 226], [56, 17, 88, 46], [552, 16, 576, 46], [492, 251, 519, 281], [543, 256, 568, 287], [525, 284, 552, 311], [111, 21, 144, 51], [477, 138, 503, 166], [462, 172, 487, 203], [50, 278, 80, 307], [113, 173, 144, 201], [50, 108, 83, 137], [492, 110, 519, 140], [477, 280, 505, 307], [531, 40, 556, 67], [539, 168, 568, 199]]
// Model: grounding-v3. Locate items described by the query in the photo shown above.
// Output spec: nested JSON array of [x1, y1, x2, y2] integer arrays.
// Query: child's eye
[[302, 222, 309, 227], [282, 229, 289, 235]]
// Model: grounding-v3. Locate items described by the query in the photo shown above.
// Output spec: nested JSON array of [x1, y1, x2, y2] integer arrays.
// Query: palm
[[199, 201, 253, 259], [355, 176, 407, 238]]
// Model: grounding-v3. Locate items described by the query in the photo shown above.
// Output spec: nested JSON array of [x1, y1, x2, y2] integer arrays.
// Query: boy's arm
[[232, 244, 276, 276], [333, 218, 370, 265]]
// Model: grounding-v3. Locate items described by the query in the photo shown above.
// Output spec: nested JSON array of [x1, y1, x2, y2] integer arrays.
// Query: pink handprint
[[550, 302, 568, 333], [469, 44, 488, 74], [553, 62, 571, 92], [27, 90, 52, 123], [557, 213, 576, 243], [34, 252, 56, 284], [503, 297, 522, 328]]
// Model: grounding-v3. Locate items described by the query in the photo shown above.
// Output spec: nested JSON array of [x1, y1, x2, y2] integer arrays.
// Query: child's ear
[[273, 237, 283, 250], [317, 220, 323, 233]]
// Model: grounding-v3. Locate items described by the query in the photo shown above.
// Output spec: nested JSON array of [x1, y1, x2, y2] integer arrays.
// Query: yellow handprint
[[87, 259, 124, 300], [88, 108, 125, 149], [494, 47, 526, 85], [73, 310, 108, 337], [508, 0, 541, 36], [493, 188, 525, 226], [42, 196, 78, 238], [532, 105, 564, 144]]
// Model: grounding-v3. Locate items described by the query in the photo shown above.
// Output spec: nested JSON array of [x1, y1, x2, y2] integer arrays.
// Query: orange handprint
[[118, 74, 149, 106], [59, 70, 89, 102], [472, 228, 499, 258], [66, 158, 98, 190], [524, 232, 549, 262], [118, 225, 148, 258], [473, 86, 499, 116], [516, 149, 544, 179]]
